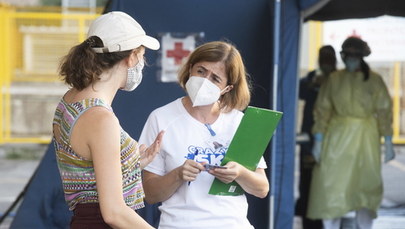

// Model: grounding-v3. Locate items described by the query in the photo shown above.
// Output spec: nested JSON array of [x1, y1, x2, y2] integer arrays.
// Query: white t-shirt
[[140, 98, 267, 229]]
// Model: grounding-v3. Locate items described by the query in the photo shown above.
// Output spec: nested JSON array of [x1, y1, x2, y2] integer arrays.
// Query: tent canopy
[[10, 1, 404, 229], [305, 0, 405, 21]]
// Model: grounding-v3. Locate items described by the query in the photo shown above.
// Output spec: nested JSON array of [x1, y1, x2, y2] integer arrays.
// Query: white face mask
[[185, 76, 228, 107], [122, 59, 144, 91]]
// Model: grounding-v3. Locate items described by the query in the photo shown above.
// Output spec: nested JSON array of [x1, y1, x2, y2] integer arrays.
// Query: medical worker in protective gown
[[307, 36, 395, 229]]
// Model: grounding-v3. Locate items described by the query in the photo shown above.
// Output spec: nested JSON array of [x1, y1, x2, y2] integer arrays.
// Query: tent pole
[[269, 0, 281, 229]]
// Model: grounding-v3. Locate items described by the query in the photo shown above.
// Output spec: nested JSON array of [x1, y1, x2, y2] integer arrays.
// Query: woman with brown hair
[[53, 11, 164, 228], [140, 41, 269, 229]]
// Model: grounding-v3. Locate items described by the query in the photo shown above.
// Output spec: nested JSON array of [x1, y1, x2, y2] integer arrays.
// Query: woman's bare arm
[[77, 108, 153, 229]]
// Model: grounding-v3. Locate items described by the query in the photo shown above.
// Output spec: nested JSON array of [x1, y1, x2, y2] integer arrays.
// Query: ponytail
[[59, 36, 132, 90], [360, 59, 370, 81]]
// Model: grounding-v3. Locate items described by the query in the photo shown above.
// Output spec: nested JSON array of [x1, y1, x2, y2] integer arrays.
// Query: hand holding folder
[[208, 106, 283, 196]]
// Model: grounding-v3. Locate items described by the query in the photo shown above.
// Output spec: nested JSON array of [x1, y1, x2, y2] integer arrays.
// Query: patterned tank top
[[52, 98, 144, 211]]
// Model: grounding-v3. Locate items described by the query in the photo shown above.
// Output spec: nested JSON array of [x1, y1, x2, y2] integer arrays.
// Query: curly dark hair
[[59, 36, 134, 90]]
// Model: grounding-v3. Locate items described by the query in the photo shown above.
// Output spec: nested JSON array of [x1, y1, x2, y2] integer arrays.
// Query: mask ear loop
[[135, 54, 143, 67], [220, 85, 233, 95]]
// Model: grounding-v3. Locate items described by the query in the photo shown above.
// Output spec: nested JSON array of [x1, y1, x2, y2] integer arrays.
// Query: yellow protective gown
[[307, 69, 393, 220]]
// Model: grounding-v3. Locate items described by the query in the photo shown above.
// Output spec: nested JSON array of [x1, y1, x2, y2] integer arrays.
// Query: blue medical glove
[[384, 136, 395, 163], [312, 133, 323, 163]]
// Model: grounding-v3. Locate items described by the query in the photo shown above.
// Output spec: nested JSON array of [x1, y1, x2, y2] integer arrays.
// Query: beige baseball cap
[[87, 11, 160, 53]]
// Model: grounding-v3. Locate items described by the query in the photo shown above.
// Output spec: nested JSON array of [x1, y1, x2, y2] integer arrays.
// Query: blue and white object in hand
[[384, 136, 395, 163], [312, 133, 323, 163]]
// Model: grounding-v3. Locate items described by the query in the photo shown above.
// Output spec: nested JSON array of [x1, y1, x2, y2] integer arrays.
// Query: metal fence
[[0, 4, 99, 144]]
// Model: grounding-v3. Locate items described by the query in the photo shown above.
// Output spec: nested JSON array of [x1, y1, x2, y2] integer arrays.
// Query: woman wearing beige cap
[[52, 11, 164, 228]]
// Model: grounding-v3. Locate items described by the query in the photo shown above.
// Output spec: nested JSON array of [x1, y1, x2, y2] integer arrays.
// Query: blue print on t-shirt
[[185, 144, 227, 166]]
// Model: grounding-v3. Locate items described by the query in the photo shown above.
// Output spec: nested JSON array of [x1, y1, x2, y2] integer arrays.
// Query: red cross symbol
[[166, 42, 191, 65]]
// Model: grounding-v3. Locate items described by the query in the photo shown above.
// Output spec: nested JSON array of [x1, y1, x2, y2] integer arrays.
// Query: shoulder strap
[[55, 98, 112, 146]]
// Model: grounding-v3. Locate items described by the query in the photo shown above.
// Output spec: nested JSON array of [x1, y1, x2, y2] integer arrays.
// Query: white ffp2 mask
[[123, 59, 144, 91], [186, 76, 227, 107]]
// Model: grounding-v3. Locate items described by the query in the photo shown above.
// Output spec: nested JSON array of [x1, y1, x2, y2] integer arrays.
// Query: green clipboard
[[208, 106, 283, 196]]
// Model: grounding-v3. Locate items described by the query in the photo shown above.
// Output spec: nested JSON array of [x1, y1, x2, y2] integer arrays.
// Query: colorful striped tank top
[[52, 98, 145, 211]]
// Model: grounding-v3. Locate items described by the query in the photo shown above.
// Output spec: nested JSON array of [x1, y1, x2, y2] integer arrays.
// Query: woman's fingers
[[181, 160, 204, 181]]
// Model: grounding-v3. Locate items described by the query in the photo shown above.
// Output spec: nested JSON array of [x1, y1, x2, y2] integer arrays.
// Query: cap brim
[[141, 35, 160, 50], [91, 35, 160, 53]]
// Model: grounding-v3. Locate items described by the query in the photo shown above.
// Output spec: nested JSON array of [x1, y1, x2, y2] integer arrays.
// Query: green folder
[[208, 106, 283, 196]]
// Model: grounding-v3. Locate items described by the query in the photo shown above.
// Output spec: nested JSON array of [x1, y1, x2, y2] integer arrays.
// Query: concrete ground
[[0, 160, 39, 228], [0, 144, 46, 229]]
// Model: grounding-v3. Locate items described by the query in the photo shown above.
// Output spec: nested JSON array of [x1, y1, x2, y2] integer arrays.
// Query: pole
[[269, 0, 281, 229]]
